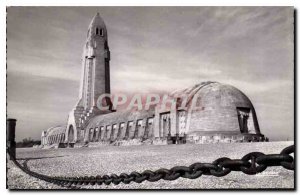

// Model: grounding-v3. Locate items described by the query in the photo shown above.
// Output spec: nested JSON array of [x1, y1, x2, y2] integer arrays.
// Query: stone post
[[7, 118, 17, 160], [153, 107, 160, 138], [170, 109, 177, 136]]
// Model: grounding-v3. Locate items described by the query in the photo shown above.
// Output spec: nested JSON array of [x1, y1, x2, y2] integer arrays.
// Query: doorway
[[68, 125, 74, 143], [237, 107, 251, 133]]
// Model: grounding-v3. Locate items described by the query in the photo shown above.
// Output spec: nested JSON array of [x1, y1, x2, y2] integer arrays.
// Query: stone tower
[[65, 13, 112, 144], [79, 12, 112, 113]]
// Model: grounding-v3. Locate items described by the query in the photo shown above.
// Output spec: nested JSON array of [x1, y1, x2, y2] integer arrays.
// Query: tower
[[79, 12, 112, 113], [65, 13, 112, 144]]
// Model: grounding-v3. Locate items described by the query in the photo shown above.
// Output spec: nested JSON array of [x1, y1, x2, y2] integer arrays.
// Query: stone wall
[[187, 132, 265, 144]]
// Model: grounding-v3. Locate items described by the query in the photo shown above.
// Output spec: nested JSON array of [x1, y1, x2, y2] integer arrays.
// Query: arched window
[[96, 28, 99, 35], [100, 29, 104, 36], [89, 128, 94, 142]]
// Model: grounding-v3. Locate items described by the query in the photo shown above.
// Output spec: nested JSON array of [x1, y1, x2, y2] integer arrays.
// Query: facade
[[41, 126, 66, 148], [41, 13, 267, 148]]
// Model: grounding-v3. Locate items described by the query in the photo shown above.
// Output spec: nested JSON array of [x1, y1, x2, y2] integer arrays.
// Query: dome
[[45, 126, 66, 137], [173, 82, 261, 136], [187, 82, 254, 109]]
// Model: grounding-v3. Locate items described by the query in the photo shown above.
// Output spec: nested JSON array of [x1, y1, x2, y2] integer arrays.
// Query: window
[[111, 124, 117, 139], [125, 121, 133, 139], [106, 125, 111, 140], [120, 123, 125, 128], [81, 130, 85, 139], [117, 123, 125, 138], [89, 128, 94, 141], [100, 126, 104, 140], [137, 120, 143, 127], [96, 28, 104, 36], [148, 118, 153, 125], [237, 107, 251, 133]]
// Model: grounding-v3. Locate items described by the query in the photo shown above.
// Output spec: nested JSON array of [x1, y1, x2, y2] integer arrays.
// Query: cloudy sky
[[7, 7, 293, 141]]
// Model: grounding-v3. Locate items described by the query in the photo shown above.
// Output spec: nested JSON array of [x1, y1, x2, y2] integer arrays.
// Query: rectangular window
[[137, 119, 143, 126], [125, 121, 133, 139], [100, 126, 104, 140], [111, 124, 117, 139], [148, 118, 153, 125], [106, 125, 111, 140], [120, 123, 125, 128], [117, 122, 125, 138]]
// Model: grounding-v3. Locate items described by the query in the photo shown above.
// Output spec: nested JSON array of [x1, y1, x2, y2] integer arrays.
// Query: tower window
[[96, 28, 104, 36]]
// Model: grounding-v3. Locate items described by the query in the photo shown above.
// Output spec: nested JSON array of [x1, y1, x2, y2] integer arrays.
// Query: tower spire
[[87, 12, 107, 39]]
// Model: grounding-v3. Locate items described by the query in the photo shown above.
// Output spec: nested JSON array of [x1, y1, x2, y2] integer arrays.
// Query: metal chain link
[[8, 145, 295, 189]]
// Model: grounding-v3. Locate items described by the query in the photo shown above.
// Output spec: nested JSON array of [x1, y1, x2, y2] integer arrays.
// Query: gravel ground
[[7, 141, 294, 190]]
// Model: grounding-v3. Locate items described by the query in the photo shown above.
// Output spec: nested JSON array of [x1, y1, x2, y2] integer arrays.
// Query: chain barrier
[[8, 145, 295, 189]]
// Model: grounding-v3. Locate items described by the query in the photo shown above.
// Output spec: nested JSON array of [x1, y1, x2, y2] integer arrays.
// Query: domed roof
[[45, 126, 66, 137], [170, 81, 254, 109], [176, 82, 261, 135], [197, 82, 253, 108]]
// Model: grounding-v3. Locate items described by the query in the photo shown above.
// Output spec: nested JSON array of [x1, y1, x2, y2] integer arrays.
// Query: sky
[[7, 7, 294, 141]]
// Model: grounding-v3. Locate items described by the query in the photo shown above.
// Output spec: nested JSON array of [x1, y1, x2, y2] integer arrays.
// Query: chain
[[8, 145, 294, 189]]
